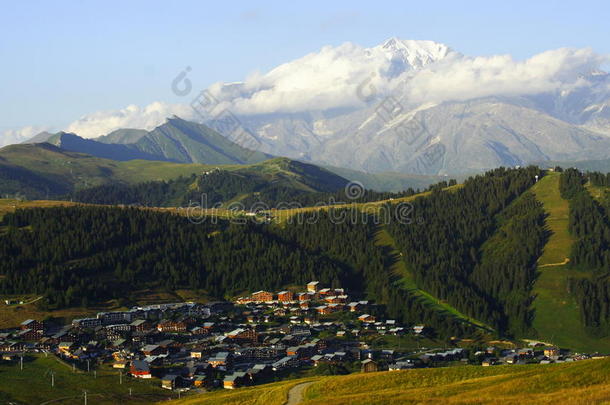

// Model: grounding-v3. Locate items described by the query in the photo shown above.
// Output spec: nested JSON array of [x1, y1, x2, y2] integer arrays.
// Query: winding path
[[538, 258, 570, 268], [285, 382, 314, 405]]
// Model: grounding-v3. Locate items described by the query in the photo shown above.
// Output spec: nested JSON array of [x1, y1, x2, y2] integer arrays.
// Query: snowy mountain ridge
[[201, 37, 610, 174]]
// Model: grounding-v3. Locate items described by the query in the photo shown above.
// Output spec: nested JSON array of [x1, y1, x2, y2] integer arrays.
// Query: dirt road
[[285, 382, 314, 405]]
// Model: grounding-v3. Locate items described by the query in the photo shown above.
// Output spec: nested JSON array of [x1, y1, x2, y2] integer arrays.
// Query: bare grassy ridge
[[269, 183, 463, 224], [530, 173, 610, 352]]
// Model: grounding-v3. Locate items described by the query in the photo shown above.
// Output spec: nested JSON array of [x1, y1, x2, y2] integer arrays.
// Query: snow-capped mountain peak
[[27, 38, 610, 176], [378, 37, 454, 69], [200, 38, 610, 175]]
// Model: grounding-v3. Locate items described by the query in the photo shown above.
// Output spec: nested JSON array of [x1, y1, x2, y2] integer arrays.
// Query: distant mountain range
[[198, 38, 610, 175], [28, 117, 272, 165], [0, 139, 444, 200], [538, 157, 610, 173], [0, 142, 211, 198], [0, 141, 349, 200], [9, 38, 610, 177], [5, 116, 446, 197]]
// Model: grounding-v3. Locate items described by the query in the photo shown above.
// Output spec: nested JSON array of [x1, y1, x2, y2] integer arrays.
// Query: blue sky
[[1, 0, 609, 132]]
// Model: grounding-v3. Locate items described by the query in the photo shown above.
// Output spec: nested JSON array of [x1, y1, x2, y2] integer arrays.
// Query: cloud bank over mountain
[[2, 102, 197, 144], [43, 38, 608, 138], [4, 39, 608, 141], [64, 102, 197, 139], [206, 39, 608, 115], [0, 126, 49, 147], [403, 47, 607, 105], [3, 38, 610, 176], [207, 39, 456, 114]]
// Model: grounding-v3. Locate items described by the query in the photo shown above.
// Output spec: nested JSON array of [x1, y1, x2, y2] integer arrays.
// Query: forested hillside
[[273, 210, 475, 337], [0, 167, 543, 339], [0, 204, 473, 337], [0, 143, 231, 199], [386, 167, 545, 337], [3, 166, 610, 343], [0, 207, 344, 308]]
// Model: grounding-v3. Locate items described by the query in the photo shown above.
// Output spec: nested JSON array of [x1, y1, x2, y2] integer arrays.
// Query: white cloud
[[65, 101, 198, 139], [0, 126, 49, 147], [5, 40, 609, 144], [207, 40, 430, 115], [404, 48, 608, 105], [207, 40, 609, 115], [2, 102, 200, 144]]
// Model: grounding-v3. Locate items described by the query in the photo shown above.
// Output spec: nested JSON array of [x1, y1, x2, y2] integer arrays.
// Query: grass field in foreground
[[530, 172, 610, 352], [163, 358, 610, 405], [165, 378, 319, 405], [0, 354, 170, 404]]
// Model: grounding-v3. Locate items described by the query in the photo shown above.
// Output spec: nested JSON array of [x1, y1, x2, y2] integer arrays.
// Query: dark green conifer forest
[[3, 166, 610, 339], [563, 169, 610, 336]]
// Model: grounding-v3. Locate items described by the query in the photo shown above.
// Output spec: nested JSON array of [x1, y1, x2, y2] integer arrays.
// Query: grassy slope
[[0, 198, 240, 224], [0, 144, 221, 188], [121, 158, 350, 210], [233, 158, 349, 193], [264, 191, 426, 223], [113, 160, 223, 183], [303, 358, 610, 405], [0, 189, 435, 233], [530, 172, 610, 352], [124, 158, 331, 190], [164, 358, 610, 405], [131, 117, 272, 165], [0, 298, 100, 330], [0, 354, 169, 404], [166, 378, 318, 405], [0, 198, 78, 218]]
